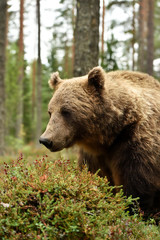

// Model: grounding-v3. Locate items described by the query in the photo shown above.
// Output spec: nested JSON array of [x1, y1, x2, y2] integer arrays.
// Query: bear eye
[[61, 108, 71, 117]]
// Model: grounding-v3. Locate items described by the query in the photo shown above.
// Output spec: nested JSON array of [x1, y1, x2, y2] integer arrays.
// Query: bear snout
[[39, 137, 52, 150]]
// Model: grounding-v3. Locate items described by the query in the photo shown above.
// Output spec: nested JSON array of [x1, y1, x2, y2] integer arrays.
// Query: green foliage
[[101, 35, 119, 72], [23, 64, 32, 142], [47, 47, 59, 73], [5, 43, 19, 137], [41, 65, 54, 133], [5, 42, 53, 144], [0, 153, 159, 239], [5, 42, 32, 143], [49, 0, 74, 78], [5, 135, 24, 153]]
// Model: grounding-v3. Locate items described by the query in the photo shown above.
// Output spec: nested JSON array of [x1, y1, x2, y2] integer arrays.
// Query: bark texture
[[36, 0, 42, 145], [132, 0, 136, 71], [16, 0, 24, 138], [0, 0, 7, 155], [74, 0, 100, 76], [101, 0, 105, 56], [138, 0, 148, 72], [138, 0, 154, 74], [147, 0, 154, 75]]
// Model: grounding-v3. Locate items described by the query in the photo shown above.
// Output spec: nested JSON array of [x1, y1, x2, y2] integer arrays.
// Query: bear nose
[[39, 137, 52, 149]]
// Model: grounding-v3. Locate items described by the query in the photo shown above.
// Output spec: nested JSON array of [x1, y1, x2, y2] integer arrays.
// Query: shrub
[[0, 153, 159, 239]]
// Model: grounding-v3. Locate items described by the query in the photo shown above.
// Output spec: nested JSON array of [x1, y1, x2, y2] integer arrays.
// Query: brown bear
[[40, 66, 160, 214]]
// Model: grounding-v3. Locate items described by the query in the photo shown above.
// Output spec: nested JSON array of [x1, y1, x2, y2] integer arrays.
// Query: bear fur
[[40, 66, 160, 213]]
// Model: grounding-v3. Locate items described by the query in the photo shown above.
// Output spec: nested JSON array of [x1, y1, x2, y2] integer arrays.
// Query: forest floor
[[0, 145, 160, 239]]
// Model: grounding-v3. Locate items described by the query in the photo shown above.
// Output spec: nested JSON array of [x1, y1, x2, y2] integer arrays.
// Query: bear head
[[39, 67, 108, 153]]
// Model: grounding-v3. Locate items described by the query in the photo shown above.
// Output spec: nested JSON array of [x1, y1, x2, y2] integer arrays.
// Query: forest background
[[0, 0, 160, 156], [0, 0, 160, 238]]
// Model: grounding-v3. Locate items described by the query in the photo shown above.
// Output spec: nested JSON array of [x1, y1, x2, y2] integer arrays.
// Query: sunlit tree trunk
[[71, 0, 75, 75], [32, 60, 36, 118], [0, 0, 7, 155], [147, 0, 154, 75], [138, 0, 149, 72], [74, 0, 100, 76], [16, 0, 24, 139], [101, 0, 105, 61], [138, 0, 154, 74], [132, 0, 136, 71], [36, 0, 42, 145], [32, 60, 36, 136]]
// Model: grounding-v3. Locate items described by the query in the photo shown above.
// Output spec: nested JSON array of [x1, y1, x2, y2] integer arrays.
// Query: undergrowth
[[0, 153, 159, 239]]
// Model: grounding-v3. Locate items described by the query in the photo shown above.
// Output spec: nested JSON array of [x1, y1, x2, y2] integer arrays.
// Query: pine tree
[[147, 0, 154, 75], [16, 0, 24, 139], [131, 0, 136, 70], [138, 0, 154, 74], [74, 0, 100, 76], [0, 0, 7, 155], [36, 0, 42, 145], [101, 0, 105, 62]]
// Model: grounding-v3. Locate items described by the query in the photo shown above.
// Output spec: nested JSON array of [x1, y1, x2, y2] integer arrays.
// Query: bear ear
[[88, 66, 105, 90], [48, 72, 62, 89]]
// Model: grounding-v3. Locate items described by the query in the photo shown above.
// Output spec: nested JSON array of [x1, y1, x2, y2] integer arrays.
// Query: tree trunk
[[71, 0, 75, 74], [147, 0, 154, 75], [101, 0, 105, 57], [0, 0, 7, 155], [16, 0, 24, 139], [74, 0, 100, 76], [32, 59, 36, 142], [138, 0, 149, 72], [132, 0, 136, 71], [32, 60, 36, 121], [138, 0, 154, 74], [36, 0, 42, 146]]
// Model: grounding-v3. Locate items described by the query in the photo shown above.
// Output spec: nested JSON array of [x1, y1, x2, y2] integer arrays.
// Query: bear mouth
[[50, 141, 74, 152], [50, 146, 63, 152]]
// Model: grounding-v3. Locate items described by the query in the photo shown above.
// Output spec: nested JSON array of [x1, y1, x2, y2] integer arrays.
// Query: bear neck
[[78, 83, 141, 156]]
